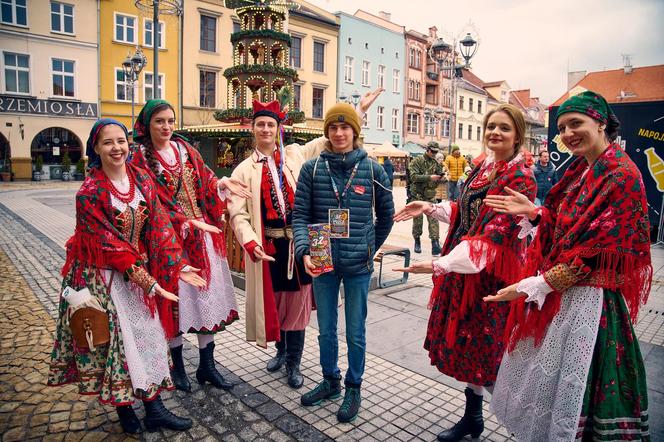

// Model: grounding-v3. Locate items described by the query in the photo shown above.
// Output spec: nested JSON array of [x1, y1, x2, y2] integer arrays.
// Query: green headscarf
[[133, 99, 189, 145], [556, 90, 620, 134]]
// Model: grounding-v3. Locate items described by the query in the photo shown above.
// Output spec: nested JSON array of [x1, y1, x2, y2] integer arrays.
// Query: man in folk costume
[[228, 90, 384, 389]]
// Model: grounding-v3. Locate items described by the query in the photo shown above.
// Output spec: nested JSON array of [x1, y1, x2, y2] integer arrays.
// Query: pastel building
[[335, 10, 404, 146]]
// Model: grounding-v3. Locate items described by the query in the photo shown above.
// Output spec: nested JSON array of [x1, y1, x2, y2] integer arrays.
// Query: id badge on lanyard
[[325, 160, 359, 239]]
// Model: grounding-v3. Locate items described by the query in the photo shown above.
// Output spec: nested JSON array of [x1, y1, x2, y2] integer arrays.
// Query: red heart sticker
[[354, 185, 365, 195]]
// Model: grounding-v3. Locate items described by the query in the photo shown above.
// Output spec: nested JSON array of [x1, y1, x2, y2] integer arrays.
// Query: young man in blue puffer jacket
[[293, 100, 394, 423]]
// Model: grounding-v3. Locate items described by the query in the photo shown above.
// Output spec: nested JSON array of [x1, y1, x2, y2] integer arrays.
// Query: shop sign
[[0, 95, 98, 118]]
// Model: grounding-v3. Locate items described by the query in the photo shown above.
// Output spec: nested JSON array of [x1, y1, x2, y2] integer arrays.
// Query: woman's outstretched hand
[[484, 187, 537, 219], [483, 282, 526, 302], [219, 177, 252, 199], [393, 201, 432, 222], [392, 261, 434, 274]]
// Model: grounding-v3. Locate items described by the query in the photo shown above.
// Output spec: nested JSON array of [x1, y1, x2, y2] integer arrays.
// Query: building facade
[[99, 0, 180, 130], [402, 27, 452, 149], [335, 10, 404, 146], [181, 0, 235, 127], [287, 2, 339, 129], [454, 78, 487, 158], [0, 0, 99, 180]]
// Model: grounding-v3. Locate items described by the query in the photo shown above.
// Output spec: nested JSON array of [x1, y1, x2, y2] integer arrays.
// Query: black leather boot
[[414, 237, 422, 253], [196, 341, 233, 390], [285, 330, 305, 389], [431, 239, 442, 256], [143, 395, 192, 432], [116, 405, 142, 434], [437, 388, 484, 441], [301, 375, 342, 406], [169, 344, 191, 392], [267, 330, 286, 373]]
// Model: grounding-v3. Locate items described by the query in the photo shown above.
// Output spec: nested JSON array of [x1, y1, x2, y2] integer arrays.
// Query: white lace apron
[[491, 286, 604, 441]]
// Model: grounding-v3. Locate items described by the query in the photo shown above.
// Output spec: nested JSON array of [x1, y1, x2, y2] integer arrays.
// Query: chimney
[[567, 70, 586, 90], [623, 55, 634, 74], [378, 11, 391, 21]]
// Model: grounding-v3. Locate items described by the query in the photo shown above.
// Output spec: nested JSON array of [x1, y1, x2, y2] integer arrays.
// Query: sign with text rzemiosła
[[0, 95, 98, 118]]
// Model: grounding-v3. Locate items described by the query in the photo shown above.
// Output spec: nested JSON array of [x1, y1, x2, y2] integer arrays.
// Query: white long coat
[[227, 137, 327, 347]]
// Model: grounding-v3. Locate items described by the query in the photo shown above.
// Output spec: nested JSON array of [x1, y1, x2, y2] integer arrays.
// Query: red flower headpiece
[[252, 99, 286, 122]]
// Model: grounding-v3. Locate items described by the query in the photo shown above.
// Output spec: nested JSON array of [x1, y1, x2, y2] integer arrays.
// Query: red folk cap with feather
[[252, 99, 285, 123]]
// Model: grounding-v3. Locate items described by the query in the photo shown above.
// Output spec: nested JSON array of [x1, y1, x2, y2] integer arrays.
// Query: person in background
[[409, 141, 444, 255], [434, 152, 448, 202], [444, 147, 468, 202], [457, 166, 473, 194], [382, 156, 395, 188], [532, 150, 558, 205]]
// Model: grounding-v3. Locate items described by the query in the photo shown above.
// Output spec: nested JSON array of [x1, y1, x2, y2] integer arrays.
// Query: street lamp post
[[338, 90, 361, 108], [428, 31, 479, 153], [122, 47, 148, 134]]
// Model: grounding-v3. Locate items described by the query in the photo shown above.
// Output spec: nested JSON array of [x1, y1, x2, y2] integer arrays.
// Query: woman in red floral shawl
[[48, 119, 206, 433], [129, 100, 251, 393], [394, 103, 536, 441], [485, 91, 652, 441]]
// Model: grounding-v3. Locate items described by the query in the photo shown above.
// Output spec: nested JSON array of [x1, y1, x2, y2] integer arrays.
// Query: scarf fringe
[[506, 249, 652, 352]]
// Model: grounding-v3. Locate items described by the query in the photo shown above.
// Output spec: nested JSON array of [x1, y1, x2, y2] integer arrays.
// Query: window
[[469, 98, 474, 113], [344, 56, 353, 83], [409, 47, 421, 69], [407, 113, 419, 134], [1, 0, 27, 26], [361, 60, 370, 87], [442, 118, 450, 137], [51, 2, 73, 34], [313, 41, 325, 72], [425, 119, 435, 136], [408, 80, 414, 100], [232, 21, 241, 33], [52, 58, 74, 97], [115, 68, 132, 102], [391, 108, 399, 131], [459, 95, 464, 110], [3, 52, 29, 93], [362, 112, 369, 129], [144, 72, 164, 101], [477, 101, 482, 114], [414, 82, 420, 100], [115, 13, 136, 44], [293, 83, 301, 110], [200, 15, 216, 52], [376, 106, 384, 130], [377, 65, 385, 89], [442, 88, 451, 107], [458, 123, 463, 139], [476, 126, 481, 141], [467, 124, 472, 140], [392, 69, 400, 93], [290, 35, 301, 68], [144, 19, 165, 49], [199, 70, 215, 108], [312, 87, 324, 118]]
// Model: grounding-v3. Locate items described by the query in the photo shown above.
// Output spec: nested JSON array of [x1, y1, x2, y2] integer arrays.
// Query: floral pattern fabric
[[425, 155, 536, 386]]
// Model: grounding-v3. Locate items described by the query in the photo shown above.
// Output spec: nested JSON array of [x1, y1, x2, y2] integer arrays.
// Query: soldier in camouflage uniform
[[408, 142, 444, 255]]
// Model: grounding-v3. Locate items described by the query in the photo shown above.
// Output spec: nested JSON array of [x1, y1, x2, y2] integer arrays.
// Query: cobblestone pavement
[[2, 183, 664, 441]]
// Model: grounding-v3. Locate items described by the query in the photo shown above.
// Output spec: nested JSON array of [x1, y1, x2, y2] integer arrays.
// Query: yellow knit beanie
[[324, 103, 361, 138]]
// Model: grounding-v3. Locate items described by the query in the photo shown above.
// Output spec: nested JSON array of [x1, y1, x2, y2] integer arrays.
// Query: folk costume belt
[[264, 226, 295, 280]]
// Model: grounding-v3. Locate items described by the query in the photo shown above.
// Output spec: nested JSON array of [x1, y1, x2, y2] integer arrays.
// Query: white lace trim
[[517, 275, 554, 310], [177, 231, 239, 332], [491, 286, 603, 442], [426, 201, 452, 223], [433, 240, 486, 277], [104, 269, 171, 393], [517, 215, 538, 240]]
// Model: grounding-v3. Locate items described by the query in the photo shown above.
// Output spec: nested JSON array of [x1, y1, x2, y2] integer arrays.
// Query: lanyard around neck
[[324, 159, 360, 208]]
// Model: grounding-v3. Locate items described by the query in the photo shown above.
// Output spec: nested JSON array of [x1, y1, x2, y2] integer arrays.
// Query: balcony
[[426, 71, 439, 83]]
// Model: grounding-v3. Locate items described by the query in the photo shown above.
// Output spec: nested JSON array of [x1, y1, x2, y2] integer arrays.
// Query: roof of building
[[291, 1, 339, 27], [461, 69, 486, 89], [552, 64, 664, 106], [457, 78, 487, 96], [351, 9, 405, 34]]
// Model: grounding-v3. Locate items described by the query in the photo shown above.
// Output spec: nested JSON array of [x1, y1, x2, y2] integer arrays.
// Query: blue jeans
[[448, 180, 459, 201], [312, 271, 371, 387]]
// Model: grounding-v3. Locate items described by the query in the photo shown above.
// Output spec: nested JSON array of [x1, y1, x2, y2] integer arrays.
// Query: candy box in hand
[[308, 223, 334, 274]]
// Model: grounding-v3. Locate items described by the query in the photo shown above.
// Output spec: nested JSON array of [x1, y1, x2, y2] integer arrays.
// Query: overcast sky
[[308, 0, 664, 104]]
